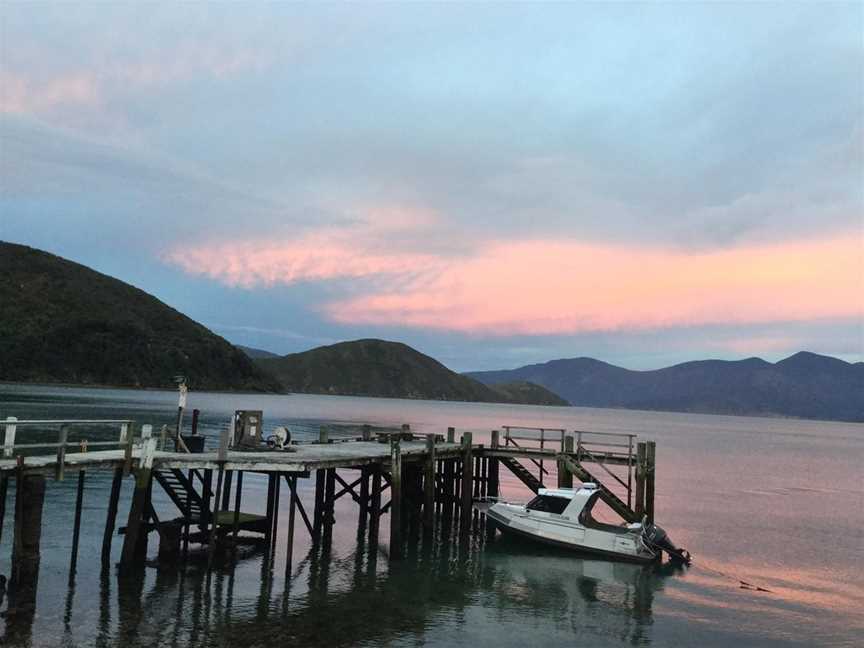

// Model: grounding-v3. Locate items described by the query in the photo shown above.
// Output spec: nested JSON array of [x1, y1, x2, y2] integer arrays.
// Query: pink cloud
[[1, 45, 268, 117], [166, 220, 863, 336], [163, 207, 445, 288], [0, 71, 100, 114], [324, 234, 863, 335]]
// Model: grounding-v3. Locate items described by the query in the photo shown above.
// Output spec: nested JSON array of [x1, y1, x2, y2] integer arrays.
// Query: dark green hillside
[[0, 242, 280, 391], [256, 339, 566, 405], [488, 381, 569, 406]]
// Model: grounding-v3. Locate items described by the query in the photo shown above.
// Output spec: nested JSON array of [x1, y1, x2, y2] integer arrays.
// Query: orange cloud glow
[[167, 230, 863, 336]]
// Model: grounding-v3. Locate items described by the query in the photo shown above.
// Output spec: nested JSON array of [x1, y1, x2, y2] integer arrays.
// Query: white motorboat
[[486, 483, 690, 564]]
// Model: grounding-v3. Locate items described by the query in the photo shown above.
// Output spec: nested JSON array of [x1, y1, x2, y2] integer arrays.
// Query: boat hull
[[487, 503, 657, 564]]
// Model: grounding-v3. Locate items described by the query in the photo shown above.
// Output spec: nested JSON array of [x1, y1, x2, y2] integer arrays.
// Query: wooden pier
[[0, 414, 658, 612]]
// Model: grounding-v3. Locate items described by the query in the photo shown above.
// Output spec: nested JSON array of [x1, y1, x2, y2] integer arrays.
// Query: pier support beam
[[389, 435, 403, 559]]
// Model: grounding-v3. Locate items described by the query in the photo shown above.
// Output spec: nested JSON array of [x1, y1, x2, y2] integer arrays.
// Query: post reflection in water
[[75, 520, 673, 648]]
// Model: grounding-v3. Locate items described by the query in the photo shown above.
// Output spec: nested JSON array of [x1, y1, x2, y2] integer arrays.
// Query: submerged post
[[389, 434, 403, 559]]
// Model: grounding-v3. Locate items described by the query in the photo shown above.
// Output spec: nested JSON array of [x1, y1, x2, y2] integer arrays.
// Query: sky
[[1, 2, 862, 371]]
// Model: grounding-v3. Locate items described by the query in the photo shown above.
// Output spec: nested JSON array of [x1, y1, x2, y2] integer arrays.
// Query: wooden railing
[[2, 417, 138, 479], [501, 426, 638, 509]]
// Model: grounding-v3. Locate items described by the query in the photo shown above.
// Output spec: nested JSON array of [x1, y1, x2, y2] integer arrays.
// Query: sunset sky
[[2, 2, 862, 370]]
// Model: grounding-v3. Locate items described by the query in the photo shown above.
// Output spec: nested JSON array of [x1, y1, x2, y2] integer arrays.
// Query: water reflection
[[10, 527, 676, 648]]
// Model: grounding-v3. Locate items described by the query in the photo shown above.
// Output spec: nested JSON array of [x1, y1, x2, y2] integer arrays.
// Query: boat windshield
[[525, 494, 570, 514]]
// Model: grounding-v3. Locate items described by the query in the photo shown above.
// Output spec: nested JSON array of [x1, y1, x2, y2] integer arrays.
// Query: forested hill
[[254, 339, 567, 405], [0, 242, 280, 391], [467, 352, 864, 422]]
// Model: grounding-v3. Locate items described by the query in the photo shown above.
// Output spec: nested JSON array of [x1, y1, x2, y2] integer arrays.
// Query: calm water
[[0, 384, 862, 647]]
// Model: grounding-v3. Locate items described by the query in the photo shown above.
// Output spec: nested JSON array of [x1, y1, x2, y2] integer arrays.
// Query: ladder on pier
[[153, 469, 208, 525]]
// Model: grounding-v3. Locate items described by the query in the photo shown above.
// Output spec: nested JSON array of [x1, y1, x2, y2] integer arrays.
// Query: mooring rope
[[688, 561, 775, 594]]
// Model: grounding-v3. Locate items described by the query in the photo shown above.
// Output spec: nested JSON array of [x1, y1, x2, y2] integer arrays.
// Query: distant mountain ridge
[[0, 242, 280, 391], [255, 339, 566, 405], [238, 345, 280, 359], [467, 351, 864, 422]]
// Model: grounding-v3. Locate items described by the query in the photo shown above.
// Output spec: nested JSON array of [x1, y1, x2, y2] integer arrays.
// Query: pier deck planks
[[0, 440, 466, 476]]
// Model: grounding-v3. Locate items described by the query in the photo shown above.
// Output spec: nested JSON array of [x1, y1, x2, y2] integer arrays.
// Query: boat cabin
[[525, 484, 630, 531]]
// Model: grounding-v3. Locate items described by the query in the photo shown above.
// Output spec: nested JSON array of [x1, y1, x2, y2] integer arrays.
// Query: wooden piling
[[231, 470, 244, 546], [70, 470, 85, 573], [362, 424, 371, 441], [460, 433, 473, 530], [369, 466, 382, 543], [423, 436, 436, 533], [389, 434, 403, 558], [285, 475, 297, 578], [56, 425, 68, 481], [271, 472, 281, 554], [0, 471, 8, 547], [9, 469, 45, 616], [559, 436, 574, 488], [102, 466, 123, 565], [358, 466, 369, 530], [264, 473, 276, 548], [645, 441, 656, 524], [634, 441, 647, 520], [313, 469, 326, 541], [221, 470, 234, 511], [120, 437, 157, 568]]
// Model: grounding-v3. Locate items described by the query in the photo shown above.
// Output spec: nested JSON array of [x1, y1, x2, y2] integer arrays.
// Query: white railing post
[[4, 416, 17, 457], [141, 424, 153, 440], [141, 436, 158, 470], [119, 422, 129, 446]]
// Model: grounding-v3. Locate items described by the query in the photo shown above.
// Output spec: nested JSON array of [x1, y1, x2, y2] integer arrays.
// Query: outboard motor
[[642, 521, 691, 564]]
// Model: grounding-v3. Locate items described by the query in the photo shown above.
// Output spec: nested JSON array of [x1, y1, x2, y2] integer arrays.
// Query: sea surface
[[0, 383, 862, 647]]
